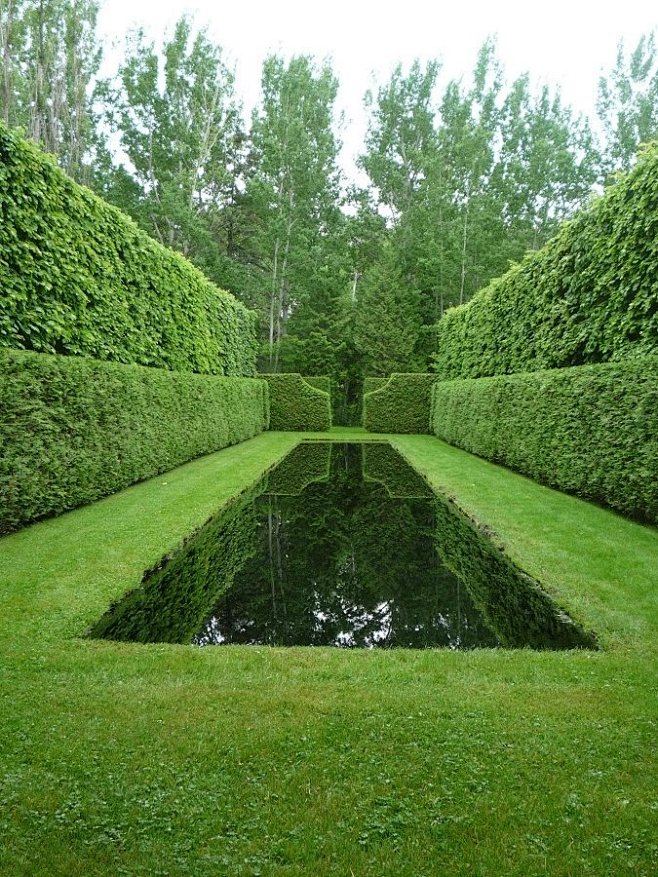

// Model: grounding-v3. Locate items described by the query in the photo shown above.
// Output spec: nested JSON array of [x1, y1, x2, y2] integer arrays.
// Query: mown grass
[[1, 430, 657, 876]]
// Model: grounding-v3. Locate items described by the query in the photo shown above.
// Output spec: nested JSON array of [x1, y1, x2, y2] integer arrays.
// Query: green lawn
[[1, 430, 657, 876]]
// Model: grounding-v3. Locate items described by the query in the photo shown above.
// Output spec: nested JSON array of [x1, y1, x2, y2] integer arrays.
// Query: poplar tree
[[243, 54, 344, 371], [97, 17, 243, 285], [0, 0, 100, 181], [597, 31, 658, 181]]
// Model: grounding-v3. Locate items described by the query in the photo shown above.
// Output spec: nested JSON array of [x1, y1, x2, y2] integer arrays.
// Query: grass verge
[[1, 430, 656, 876]]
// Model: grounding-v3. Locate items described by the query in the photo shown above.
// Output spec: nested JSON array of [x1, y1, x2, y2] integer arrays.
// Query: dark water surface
[[89, 443, 597, 650]]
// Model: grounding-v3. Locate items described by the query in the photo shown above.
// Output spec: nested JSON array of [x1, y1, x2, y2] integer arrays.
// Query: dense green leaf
[[0, 350, 269, 534]]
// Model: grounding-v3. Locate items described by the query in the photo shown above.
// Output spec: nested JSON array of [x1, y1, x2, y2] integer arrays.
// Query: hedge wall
[[363, 374, 437, 433], [0, 123, 257, 376], [432, 358, 658, 523], [261, 374, 331, 431], [433, 144, 658, 379], [0, 350, 269, 534], [303, 376, 331, 395], [363, 378, 389, 395]]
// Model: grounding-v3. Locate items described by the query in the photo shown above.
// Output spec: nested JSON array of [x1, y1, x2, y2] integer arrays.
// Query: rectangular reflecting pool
[[88, 443, 597, 650]]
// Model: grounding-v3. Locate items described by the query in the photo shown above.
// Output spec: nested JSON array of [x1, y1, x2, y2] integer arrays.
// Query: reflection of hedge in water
[[88, 486, 260, 643], [434, 496, 598, 649], [362, 443, 432, 498], [205, 445, 496, 648], [265, 442, 332, 495], [89, 443, 594, 649]]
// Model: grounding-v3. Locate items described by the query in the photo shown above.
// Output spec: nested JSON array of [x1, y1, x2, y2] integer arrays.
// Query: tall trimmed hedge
[[363, 378, 389, 395], [303, 376, 331, 395], [363, 374, 437, 433], [0, 350, 269, 534], [432, 358, 658, 523], [261, 374, 331, 431], [0, 123, 257, 375], [433, 144, 658, 379]]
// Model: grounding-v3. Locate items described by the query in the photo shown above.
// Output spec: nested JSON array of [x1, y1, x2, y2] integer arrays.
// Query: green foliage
[[353, 244, 425, 374], [363, 373, 437, 433], [357, 42, 598, 371], [363, 378, 389, 394], [432, 144, 658, 378], [432, 358, 658, 523], [301, 376, 334, 422], [597, 31, 658, 180], [302, 376, 331, 394], [0, 123, 258, 375], [261, 373, 331, 431], [245, 55, 344, 371], [95, 17, 244, 284], [0, 0, 101, 182], [0, 350, 269, 534]]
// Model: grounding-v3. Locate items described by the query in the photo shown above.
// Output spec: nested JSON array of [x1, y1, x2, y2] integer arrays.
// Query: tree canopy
[[2, 13, 658, 418]]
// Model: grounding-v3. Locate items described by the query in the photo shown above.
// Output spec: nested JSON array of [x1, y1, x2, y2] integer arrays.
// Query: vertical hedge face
[[0, 123, 257, 376], [260, 374, 332, 431], [0, 351, 269, 534], [363, 374, 437, 433], [433, 144, 658, 379], [431, 358, 658, 523]]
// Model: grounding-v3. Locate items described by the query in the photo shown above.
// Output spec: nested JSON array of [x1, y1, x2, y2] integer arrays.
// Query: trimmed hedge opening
[[0, 123, 257, 376], [0, 350, 269, 535], [363, 374, 437, 434], [431, 358, 658, 524], [260, 374, 332, 431]]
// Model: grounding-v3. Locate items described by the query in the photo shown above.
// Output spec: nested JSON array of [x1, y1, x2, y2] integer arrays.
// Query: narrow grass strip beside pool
[[391, 435, 658, 650], [0, 432, 300, 645]]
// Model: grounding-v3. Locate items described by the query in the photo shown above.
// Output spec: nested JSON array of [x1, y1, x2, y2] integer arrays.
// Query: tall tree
[[359, 59, 440, 226], [243, 54, 344, 371], [0, 0, 100, 181], [597, 31, 658, 181], [492, 78, 598, 258], [352, 242, 424, 375], [98, 17, 243, 285]]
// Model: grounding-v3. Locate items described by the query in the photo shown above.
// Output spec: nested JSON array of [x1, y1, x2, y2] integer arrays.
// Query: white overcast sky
[[97, 0, 658, 174]]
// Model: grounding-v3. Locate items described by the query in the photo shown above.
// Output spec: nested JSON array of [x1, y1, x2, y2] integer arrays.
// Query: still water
[[89, 443, 596, 650]]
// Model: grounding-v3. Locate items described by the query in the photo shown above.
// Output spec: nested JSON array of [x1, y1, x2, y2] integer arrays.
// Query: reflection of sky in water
[[195, 597, 479, 650]]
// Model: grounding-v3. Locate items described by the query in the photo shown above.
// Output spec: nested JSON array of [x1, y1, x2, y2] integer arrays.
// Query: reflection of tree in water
[[197, 444, 499, 648]]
